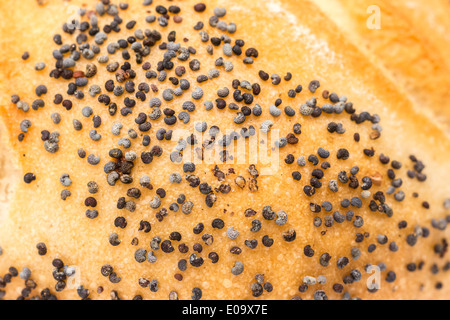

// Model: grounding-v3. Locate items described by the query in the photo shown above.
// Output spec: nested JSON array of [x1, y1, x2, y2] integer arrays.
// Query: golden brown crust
[[0, 0, 449, 300], [312, 0, 450, 134]]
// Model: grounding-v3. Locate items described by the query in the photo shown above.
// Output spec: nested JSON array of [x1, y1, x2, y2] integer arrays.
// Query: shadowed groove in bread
[[0, 0, 449, 300]]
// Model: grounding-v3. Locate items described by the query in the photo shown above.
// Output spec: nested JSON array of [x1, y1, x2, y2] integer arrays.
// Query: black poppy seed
[[350, 197, 363, 208], [207, 252, 219, 264], [190, 287, 202, 301], [250, 283, 263, 298], [169, 232, 182, 242], [53, 34, 62, 45], [284, 154, 294, 165], [361, 177, 373, 190], [193, 223, 204, 235], [308, 80, 320, 93], [417, 261, 425, 271], [36, 242, 47, 256], [416, 173, 427, 181], [229, 246, 242, 255], [52, 259, 64, 269], [262, 235, 274, 247], [414, 161, 425, 173], [124, 20, 136, 29], [333, 211, 345, 223], [154, 187, 165, 198], [313, 217, 322, 227], [35, 85, 47, 97], [212, 218, 225, 229], [337, 257, 349, 269], [194, 3, 206, 12], [24, 173, 36, 184], [189, 253, 204, 267], [310, 178, 322, 189], [3, 273, 12, 284], [308, 155, 319, 165], [232, 39, 244, 48], [379, 153, 390, 164], [337, 149, 350, 160], [329, 92, 340, 103], [261, 206, 275, 221], [245, 239, 258, 249], [108, 272, 121, 284], [245, 48, 258, 58], [316, 147, 330, 159], [385, 271, 396, 283], [332, 284, 344, 293], [352, 216, 364, 228], [343, 275, 354, 285], [391, 160, 402, 169], [84, 197, 97, 208], [176, 243, 188, 254], [252, 83, 261, 95], [349, 167, 359, 176], [280, 228, 295, 242], [320, 161, 330, 170], [389, 242, 399, 252], [302, 185, 315, 197], [364, 148, 375, 157], [161, 240, 174, 254], [270, 74, 281, 86], [443, 262, 450, 272], [11, 94, 21, 104], [262, 282, 273, 293], [283, 72, 292, 81], [201, 233, 213, 246], [292, 171, 302, 181], [320, 253, 331, 267], [348, 176, 359, 189], [258, 70, 269, 81], [312, 169, 324, 180], [138, 220, 152, 233], [323, 215, 334, 227], [406, 170, 416, 179], [8, 267, 18, 277], [298, 284, 308, 293], [304, 245, 315, 257], [342, 102, 354, 115]]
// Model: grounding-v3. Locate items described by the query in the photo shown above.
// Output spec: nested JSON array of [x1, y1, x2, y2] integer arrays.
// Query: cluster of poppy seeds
[[3, 0, 449, 301]]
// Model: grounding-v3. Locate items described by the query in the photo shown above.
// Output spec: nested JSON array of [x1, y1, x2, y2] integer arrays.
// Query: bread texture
[[0, 0, 449, 300], [312, 0, 450, 135]]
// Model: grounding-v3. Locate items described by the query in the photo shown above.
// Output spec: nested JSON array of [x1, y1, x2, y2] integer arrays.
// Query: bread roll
[[0, 0, 449, 300]]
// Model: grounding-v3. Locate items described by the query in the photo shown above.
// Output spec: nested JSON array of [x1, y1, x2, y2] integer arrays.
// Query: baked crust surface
[[313, 0, 450, 134], [0, 0, 449, 300]]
